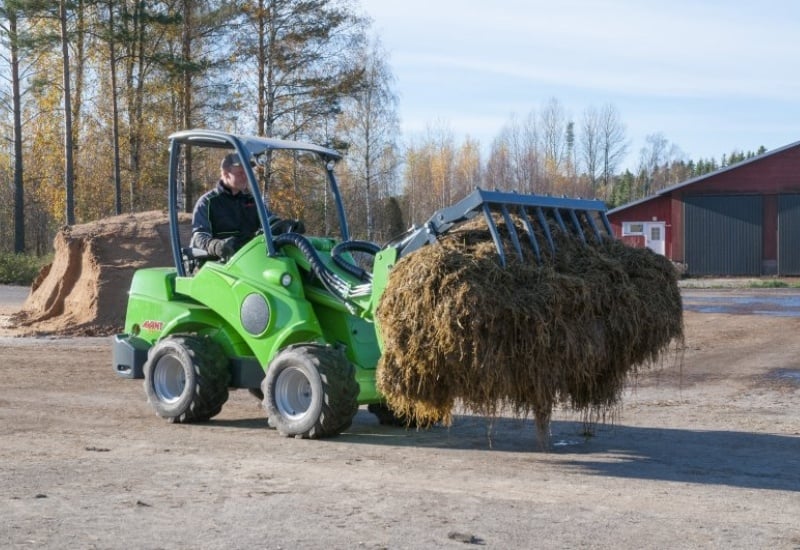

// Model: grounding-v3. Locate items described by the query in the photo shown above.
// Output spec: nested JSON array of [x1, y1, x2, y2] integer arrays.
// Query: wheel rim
[[153, 355, 186, 403], [274, 366, 312, 420]]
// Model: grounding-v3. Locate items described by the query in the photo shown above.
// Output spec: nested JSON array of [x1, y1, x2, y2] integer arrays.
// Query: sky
[[358, 0, 800, 171]]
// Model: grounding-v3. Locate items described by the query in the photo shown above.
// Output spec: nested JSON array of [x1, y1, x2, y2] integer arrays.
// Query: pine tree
[[0, 0, 26, 250]]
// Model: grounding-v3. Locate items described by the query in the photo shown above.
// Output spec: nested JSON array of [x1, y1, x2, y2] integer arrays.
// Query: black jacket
[[190, 181, 261, 251]]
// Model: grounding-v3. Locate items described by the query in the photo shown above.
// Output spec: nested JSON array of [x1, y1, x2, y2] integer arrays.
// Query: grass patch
[[747, 279, 800, 289], [680, 278, 800, 289], [749, 280, 790, 288], [0, 252, 50, 285]]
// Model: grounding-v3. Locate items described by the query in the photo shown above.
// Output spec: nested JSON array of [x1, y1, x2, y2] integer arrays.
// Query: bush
[[0, 252, 49, 286]]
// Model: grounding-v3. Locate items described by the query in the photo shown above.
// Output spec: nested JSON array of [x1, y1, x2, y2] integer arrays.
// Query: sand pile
[[11, 211, 188, 336], [375, 216, 683, 447]]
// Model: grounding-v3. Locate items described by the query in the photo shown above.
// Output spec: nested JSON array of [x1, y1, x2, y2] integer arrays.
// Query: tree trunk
[[256, 0, 266, 137], [181, 0, 193, 212], [60, 0, 75, 225], [107, 1, 122, 215], [9, 8, 25, 252]]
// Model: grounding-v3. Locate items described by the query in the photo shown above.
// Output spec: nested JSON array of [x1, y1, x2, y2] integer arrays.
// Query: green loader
[[112, 129, 613, 438]]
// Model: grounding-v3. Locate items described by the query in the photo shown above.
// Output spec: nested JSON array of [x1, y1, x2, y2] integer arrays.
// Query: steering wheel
[[270, 217, 305, 235]]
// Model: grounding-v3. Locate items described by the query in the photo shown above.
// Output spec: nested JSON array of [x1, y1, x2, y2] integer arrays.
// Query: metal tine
[[567, 209, 587, 244], [481, 202, 508, 267], [599, 211, 613, 236], [517, 206, 542, 264], [534, 207, 556, 254], [393, 188, 614, 264], [552, 208, 568, 233], [498, 204, 525, 262], [582, 210, 604, 243]]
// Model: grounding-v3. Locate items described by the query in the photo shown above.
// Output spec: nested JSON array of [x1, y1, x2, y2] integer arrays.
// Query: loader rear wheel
[[143, 335, 230, 423], [367, 403, 417, 428], [263, 344, 358, 439]]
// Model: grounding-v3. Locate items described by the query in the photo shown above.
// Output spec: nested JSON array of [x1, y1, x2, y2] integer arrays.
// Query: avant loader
[[112, 129, 613, 438]]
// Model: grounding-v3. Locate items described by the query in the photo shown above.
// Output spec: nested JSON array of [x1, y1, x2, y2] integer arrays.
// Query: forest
[[0, 0, 767, 256]]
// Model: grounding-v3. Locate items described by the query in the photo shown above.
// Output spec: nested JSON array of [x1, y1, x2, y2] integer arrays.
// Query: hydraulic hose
[[331, 240, 381, 283], [274, 233, 371, 307]]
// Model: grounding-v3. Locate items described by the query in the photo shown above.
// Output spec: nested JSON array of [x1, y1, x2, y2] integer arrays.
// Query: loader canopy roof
[[168, 129, 342, 163]]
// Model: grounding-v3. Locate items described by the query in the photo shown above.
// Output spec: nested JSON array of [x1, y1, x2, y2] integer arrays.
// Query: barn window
[[623, 222, 644, 235]]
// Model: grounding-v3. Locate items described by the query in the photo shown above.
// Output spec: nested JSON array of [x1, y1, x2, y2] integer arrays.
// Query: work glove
[[209, 237, 237, 261], [269, 217, 305, 235]]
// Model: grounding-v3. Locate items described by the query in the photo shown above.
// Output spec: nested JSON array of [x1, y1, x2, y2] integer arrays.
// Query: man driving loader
[[190, 153, 304, 261], [190, 153, 260, 261]]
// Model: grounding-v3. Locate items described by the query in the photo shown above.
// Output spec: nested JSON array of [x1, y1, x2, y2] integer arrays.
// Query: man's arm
[[190, 193, 236, 260], [190, 195, 214, 251]]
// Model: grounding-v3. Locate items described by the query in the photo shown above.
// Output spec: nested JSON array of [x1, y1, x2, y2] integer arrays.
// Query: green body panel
[[125, 268, 222, 339], [313, 301, 381, 402], [123, 235, 383, 404], [366, 247, 398, 353]]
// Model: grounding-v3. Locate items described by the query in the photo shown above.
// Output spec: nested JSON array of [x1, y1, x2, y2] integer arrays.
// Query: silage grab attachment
[[390, 188, 614, 266]]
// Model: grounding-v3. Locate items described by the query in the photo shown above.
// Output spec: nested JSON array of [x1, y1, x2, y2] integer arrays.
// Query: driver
[[190, 153, 260, 261]]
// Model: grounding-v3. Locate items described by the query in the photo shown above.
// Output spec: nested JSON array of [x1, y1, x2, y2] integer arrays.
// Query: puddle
[[682, 291, 800, 317], [766, 369, 800, 384], [552, 439, 582, 447]]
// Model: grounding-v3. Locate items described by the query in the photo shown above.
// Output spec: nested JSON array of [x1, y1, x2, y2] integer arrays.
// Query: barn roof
[[608, 139, 800, 215]]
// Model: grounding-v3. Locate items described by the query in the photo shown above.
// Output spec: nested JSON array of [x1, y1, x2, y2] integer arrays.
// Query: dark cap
[[220, 153, 244, 171]]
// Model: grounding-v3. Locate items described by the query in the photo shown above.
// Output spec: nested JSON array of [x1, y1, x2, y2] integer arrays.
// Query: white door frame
[[644, 222, 666, 255]]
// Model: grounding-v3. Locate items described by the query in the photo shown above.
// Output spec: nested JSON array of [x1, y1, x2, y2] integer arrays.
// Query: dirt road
[[1, 286, 799, 549]]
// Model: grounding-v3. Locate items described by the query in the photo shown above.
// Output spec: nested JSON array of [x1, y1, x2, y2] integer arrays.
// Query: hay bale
[[375, 216, 683, 448]]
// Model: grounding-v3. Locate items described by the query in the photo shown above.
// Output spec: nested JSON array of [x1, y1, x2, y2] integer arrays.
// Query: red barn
[[606, 140, 800, 276]]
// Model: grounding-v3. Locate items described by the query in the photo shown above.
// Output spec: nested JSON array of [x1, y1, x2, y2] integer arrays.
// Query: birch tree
[[336, 38, 398, 240], [580, 105, 601, 190], [238, 0, 367, 141], [598, 103, 627, 190]]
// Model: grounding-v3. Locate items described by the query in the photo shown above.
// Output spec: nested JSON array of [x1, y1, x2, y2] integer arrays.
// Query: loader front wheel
[[263, 344, 358, 439], [143, 335, 230, 423]]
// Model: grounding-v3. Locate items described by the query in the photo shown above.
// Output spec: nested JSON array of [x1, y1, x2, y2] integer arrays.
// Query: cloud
[[368, 0, 799, 100]]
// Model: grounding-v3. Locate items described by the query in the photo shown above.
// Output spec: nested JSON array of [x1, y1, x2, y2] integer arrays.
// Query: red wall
[[676, 146, 800, 195], [608, 195, 674, 256]]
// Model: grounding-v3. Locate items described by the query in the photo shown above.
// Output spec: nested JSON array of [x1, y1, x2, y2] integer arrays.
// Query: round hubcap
[[153, 355, 186, 403], [275, 366, 312, 419]]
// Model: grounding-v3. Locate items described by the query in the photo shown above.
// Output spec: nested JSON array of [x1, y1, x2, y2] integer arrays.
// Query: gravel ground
[[1, 285, 799, 549]]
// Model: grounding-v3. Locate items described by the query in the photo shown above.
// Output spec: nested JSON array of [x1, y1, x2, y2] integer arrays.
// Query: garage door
[[778, 194, 800, 275], [684, 195, 762, 276]]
